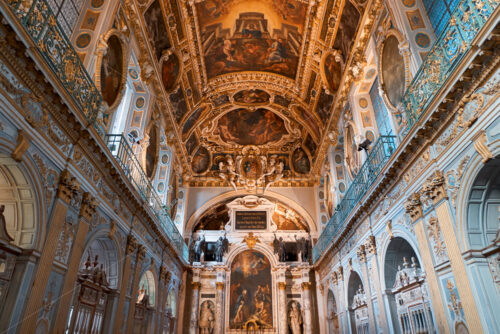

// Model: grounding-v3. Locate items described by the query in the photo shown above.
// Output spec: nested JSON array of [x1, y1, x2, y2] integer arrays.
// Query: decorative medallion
[[401, 0, 415, 8], [365, 130, 375, 142], [128, 68, 139, 79], [359, 97, 368, 108], [91, 0, 104, 9], [415, 32, 430, 48], [364, 68, 376, 80], [242, 232, 260, 249], [75, 33, 91, 49], [135, 97, 145, 108]]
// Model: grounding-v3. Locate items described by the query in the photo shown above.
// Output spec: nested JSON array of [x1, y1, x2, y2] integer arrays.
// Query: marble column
[[365, 235, 390, 333], [157, 267, 171, 332], [189, 282, 201, 334], [113, 234, 138, 333], [126, 245, 147, 332], [357, 245, 377, 333], [53, 192, 97, 333], [278, 282, 287, 333], [302, 282, 313, 334], [215, 282, 225, 334], [19, 170, 79, 333], [336, 266, 349, 334]]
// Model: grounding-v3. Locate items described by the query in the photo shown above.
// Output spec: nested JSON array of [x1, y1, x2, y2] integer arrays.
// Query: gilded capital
[[301, 282, 312, 290], [216, 282, 225, 290], [404, 193, 423, 222], [278, 282, 287, 290], [192, 282, 201, 290], [337, 266, 344, 281], [80, 192, 98, 221], [126, 234, 137, 255], [331, 272, 338, 285], [357, 245, 366, 263], [427, 170, 447, 205], [57, 170, 80, 204], [365, 235, 376, 255], [137, 245, 146, 261]]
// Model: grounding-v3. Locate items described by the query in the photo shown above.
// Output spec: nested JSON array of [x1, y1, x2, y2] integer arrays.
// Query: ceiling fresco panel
[[196, 0, 308, 79]]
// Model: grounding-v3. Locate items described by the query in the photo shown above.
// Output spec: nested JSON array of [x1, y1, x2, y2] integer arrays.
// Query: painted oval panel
[[382, 35, 406, 107], [291, 148, 310, 174], [216, 109, 287, 146], [229, 250, 273, 329], [100, 35, 123, 108], [323, 52, 342, 94], [191, 146, 210, 174], [233, 89, 270, 104], [161, 53, 180, 92]]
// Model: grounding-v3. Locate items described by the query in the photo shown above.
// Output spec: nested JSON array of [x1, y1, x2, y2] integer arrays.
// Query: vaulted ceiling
[[123, 0, 380, 186]]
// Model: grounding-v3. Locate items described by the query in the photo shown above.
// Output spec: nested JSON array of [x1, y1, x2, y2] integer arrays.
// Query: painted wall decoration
[[182, 106, 205, 136], [332, 0, 362, 63], [145, 125, 158, 178], [304, 134, 317, 157], [322, 51, 342, 94], [296, 106, 320, 139], [273, 95, 291, 107], [215, 109, 288, 146], [381, 35, 406, 108], [229, 250, 273, 329], [192, 146, 211, 173], [185, 136, 199, 159], [272, 204, 307, 230], [144, 0, 171, 60], [76, 33, 91, 49], [315, 89, 334, 123], [169, 87, 188, 123], [233, 89, 270, 104], [212, 94, 230, 107], [291, 147, 310, 174], [161, 53, 180, 92], [196, 0, 307, 79], [99, 35, 124, 109]]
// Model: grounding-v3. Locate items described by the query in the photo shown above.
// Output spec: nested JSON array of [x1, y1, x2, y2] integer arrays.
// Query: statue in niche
[[215, 233, 229, 262], [192, 235, 206, 263], [199, 301, 215, 333], [294, 235, 311, 263], [273, 234, 286, 262], [288, 301, 303, 334]]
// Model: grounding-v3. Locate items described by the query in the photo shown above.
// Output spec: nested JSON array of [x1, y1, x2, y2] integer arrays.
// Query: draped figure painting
[[230, 250, 273, 329]]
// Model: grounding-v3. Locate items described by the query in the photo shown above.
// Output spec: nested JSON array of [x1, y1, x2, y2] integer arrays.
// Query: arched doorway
[[229, 249, 273, 330], [347, 271, 368, 334], [326, 289, 339, 333], [65, 236, 120, 333], [384, 237, 433, 333], [133, 270, 156, 334], [463, 156, 500, 330]]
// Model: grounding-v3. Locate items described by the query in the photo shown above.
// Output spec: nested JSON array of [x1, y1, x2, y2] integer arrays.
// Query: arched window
[[370, 78, 392, 137], [422, 0, 461, 37], [47, 0, 86, 37]]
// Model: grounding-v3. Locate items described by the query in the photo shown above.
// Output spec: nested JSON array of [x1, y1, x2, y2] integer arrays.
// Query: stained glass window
[[422, 0, 461, 37]]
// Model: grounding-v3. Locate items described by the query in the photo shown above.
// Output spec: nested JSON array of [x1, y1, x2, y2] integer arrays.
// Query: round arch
[[138, 269, 157, 307], [0, 148, 46, 251], [455, 151, 500, 252], [184, 190, 317, 235]]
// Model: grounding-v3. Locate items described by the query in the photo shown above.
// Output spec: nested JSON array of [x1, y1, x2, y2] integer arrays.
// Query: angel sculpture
[[295, 235, 311, 263], [218, 155, 239, 191], [215, 233, 229, 262], [262, 156, 284, 193]]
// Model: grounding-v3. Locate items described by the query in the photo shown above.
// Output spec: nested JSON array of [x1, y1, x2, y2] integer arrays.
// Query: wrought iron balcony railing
[[313, 136, 396, 262], [2, 0, 189, 262], [106, 135, 189, 262], [313, 0, 499, 263]]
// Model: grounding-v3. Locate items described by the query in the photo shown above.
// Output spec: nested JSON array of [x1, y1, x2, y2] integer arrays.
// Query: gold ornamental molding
[[242, 232, 260, 249]]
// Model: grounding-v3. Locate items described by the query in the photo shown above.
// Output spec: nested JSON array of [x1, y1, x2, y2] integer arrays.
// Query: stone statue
[[294, 235, 310, 263], [272, 234, 286, 262], [289, 301, 303, 334], [263, 156, 284, 193], [218, 155, 239, 191], [215, 233, 229, 262], [199, 301, 215, 333], [0, 205, 13, 242], [193, 235, 206, 263]]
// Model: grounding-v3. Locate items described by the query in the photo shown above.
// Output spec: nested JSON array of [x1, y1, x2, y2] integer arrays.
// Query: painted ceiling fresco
[[128, 0, 372, 186]]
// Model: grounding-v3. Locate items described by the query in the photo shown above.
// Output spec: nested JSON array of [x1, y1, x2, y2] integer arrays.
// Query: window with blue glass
[[422, 0, 461, 37], [46, 0, 85, 37], [370, 78, 392, 137]]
